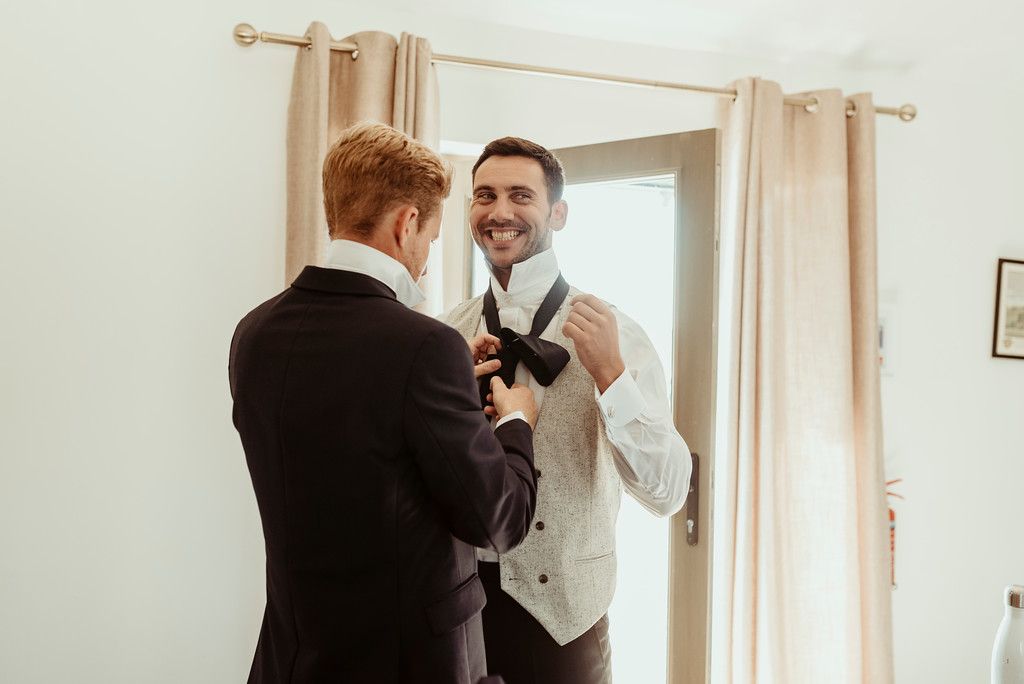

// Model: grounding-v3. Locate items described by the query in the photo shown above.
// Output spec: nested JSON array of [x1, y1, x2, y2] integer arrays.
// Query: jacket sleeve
[[403, 325, 538, 553]]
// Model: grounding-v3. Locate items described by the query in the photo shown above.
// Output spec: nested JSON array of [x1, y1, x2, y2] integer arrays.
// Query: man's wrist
[[495, 410, 527, 429], [593, 360, 627, 394]]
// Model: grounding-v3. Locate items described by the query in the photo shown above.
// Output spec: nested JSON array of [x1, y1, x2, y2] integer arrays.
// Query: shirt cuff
[[495, 410, 527, 430], [595, 370, 646, 428]]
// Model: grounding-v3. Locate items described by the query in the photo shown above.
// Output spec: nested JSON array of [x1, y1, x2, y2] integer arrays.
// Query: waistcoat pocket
[[574, 550, 614, 564]]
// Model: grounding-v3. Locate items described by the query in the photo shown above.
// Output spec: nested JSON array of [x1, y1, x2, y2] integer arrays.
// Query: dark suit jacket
[[229, 266, 537, 684]]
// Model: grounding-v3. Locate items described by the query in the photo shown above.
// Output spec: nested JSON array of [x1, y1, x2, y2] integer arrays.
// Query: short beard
[[510, 232, 550, 266], [479, 208, 553, 271]]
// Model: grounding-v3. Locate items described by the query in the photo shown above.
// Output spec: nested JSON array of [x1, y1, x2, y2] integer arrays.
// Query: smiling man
[[443, 137, 693, 684]]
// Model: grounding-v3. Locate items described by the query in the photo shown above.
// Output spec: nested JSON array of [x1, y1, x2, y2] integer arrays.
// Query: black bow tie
[[479, 275, 571, 408]]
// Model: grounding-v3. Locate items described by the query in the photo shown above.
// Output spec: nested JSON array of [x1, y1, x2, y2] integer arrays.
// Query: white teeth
[[490, 230, 521, 242]]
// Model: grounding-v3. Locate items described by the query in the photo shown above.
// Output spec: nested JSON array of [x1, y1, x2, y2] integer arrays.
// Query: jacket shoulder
[[232, 288, 291, 339]]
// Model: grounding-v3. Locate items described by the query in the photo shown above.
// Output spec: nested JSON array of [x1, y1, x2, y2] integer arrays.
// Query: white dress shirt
[[323, 239, 426, 309], [474, 248, 692, 518], [324, 239, 526, 427]]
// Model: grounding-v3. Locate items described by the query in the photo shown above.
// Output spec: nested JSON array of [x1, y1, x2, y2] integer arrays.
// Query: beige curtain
[[285, 24, 441, 309], [713, 78, 894, 683]]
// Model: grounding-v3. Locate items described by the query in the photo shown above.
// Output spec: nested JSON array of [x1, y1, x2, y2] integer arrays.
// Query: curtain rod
[[232, 23, 917, 122]]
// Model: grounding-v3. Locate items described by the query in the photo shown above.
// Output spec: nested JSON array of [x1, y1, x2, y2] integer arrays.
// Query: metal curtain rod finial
[[233, 23, 258, 46], [234, 23, 360, 58], [896, 104, 918, 122], [232, 22, 916, 121]]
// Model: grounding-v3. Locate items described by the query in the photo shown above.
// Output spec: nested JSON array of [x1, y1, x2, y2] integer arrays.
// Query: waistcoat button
[[535, 521, 545, 530], [538, 574, 548, 584]]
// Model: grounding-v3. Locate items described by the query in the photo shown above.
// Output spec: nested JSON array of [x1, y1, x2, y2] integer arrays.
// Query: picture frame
[[992, 258, 1024, 359]]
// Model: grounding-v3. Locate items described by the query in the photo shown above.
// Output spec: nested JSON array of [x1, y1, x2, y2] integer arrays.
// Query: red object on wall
[[886, 478, 903, 588], [888, 506, 896, 586]]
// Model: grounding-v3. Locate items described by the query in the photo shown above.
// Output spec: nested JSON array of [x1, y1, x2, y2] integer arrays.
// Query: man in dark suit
[[230, 122, 538, 683]]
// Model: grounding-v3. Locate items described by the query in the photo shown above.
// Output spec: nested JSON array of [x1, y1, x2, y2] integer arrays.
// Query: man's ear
[[550, 199, 568, 232], [393, 205, 419, 249]]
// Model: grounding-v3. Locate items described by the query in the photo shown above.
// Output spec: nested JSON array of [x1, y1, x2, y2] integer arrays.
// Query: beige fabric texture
[[713, 79, 894, 683], [445, 289, 623, 646], [284, 24, 440, 300]]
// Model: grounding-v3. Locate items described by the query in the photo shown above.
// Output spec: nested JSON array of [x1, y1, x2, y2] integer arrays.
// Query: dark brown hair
[[472, 137, 565, 203]]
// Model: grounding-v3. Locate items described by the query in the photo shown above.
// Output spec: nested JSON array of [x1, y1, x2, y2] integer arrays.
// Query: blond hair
[[322, 122, 452, 238]]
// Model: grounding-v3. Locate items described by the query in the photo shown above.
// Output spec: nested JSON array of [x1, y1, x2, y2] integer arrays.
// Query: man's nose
[[489, 198, 515, 222]]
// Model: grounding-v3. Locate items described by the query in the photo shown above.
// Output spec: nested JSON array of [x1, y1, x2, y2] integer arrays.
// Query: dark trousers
[[479, 561, 612, 684]]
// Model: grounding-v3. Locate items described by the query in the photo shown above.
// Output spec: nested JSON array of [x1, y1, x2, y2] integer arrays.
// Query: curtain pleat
[[715, 78, 894, 683]]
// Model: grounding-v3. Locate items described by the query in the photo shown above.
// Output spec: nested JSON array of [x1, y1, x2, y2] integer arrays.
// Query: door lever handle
[[686, 452, 699, 546]]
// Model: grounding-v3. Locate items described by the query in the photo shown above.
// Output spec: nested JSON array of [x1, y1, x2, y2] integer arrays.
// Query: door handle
[[686, 452, 699, 546]]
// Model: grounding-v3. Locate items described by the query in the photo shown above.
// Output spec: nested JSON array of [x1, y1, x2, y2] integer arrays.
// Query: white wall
[[1, 0, 1018, 681], [1, 3, 282, 682], [873, 59, 1024, 681]]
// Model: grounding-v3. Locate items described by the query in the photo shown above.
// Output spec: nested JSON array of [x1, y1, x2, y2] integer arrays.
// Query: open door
[[552, 130, 720, 684], [464, 129, 720, 682]]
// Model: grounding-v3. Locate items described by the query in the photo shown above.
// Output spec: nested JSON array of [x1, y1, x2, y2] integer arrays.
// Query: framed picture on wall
[[992, 258, 1024, 359]]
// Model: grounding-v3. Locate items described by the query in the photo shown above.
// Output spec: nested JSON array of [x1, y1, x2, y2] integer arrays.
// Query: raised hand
[[561, 293, 626, 394]]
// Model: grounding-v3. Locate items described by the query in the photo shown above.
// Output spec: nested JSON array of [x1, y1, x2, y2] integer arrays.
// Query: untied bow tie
[[479, 274, 571, 408]]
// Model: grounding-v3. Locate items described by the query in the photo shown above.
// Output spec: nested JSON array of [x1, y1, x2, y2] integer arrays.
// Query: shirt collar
[[324, 239, 425, 309], [489, 248, 560, 308]]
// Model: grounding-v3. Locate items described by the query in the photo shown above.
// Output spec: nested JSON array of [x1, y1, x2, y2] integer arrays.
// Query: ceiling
[[384, 0, 1018, 73]]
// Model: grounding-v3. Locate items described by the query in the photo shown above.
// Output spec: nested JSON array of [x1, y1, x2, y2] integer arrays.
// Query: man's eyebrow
[[471, 183, 538, 194]]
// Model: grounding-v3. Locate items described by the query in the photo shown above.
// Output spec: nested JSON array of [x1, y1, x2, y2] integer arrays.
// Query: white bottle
[[993, 585, 1024, 683]]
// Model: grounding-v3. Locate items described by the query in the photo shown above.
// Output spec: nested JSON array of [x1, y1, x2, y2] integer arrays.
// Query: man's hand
[[467, 333, 502, 379], [486, 377, 538, 429], [562, 293, 626, 394]]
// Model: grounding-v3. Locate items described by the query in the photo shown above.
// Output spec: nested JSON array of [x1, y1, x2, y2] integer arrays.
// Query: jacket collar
[[291, 266, 399, 301]]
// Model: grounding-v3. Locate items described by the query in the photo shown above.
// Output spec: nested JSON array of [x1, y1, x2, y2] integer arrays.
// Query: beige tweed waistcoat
[[444, 288, 622, 645]]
